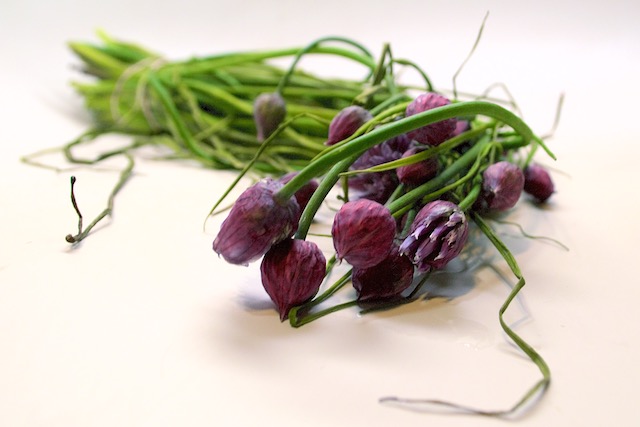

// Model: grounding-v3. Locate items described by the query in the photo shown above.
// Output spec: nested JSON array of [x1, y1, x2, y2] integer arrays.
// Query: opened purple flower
[[399, 200, 468, 272], [477, 161, 525, 211], [524, 164, 555, 203], [253, 92, 286, 141], [332, 199, 396, 269], [405, 92, 456, 146], [326, 105, 373, 146], [212, 178, 300, 265], [261, 238, 326, 321], [352, 246, 414, 302]]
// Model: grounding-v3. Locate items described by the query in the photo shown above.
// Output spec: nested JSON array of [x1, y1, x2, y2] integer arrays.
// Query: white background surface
[[1, 1, 639, 426]]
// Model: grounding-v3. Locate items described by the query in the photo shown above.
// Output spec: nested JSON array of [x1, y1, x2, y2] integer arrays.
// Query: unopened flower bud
[[405, 93, 456, 146], [348, 133, 410, 203], [261, 239, 326, 321], [396, 147, 439, 186], [278, 171, 319, 212], [478, 161, 525, 211], [352, 246, 414, 302], [253, 92, 286, 141], [524, 164, 555, 203], [332, 199, 396, 268], [326, 105, 373, 146], [452, 119, 471, 137], [399, 200, 468, 272], [212, 178, 300, 265]]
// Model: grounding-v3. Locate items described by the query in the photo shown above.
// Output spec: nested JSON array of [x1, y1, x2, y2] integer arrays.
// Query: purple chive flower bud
[[348, 134, 411, 203], [212, 178, 300, 265], [452, 119, 470, 137], [352, 246, 414, 302], [478, 161, 525, 211], [277, 172, 319, 213], [261, 239, 326, 321], [399, 200, 469, 272], [326, 105, 373, 146], [332, 199, 396, 269], [405, 92, 456, 146], [396, 147, 439, 187], [524, 164, 555, 203], [348, 171, 398, 205], [253, 92, 286, 141]]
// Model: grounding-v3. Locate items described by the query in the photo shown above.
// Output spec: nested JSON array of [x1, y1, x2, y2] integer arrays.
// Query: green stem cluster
[[65, 32, 390, 174], [28, 32, 414, 243]]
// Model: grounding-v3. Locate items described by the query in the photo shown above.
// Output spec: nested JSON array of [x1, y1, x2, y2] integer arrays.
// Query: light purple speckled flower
[[399, 200, 468, 272]]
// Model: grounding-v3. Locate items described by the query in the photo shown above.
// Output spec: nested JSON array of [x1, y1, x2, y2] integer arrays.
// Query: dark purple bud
[[396, 147, 439, 187], [332, 199, 396, 268], [326, 105, 373, 146], [478, 161, 525, 211], [278, 172, 319, 212], [347, 172, 397, 205], [253, 93, 286, 141], [348, 133, 411, 203], [212, 178, 300, 265], [405, 93, 456, 146], [261, 239, 326, 321], [524, 164, 555, 203], [399, 200, 469, 272], [382, 133, 413, 153], [352, 246, 414, 302]]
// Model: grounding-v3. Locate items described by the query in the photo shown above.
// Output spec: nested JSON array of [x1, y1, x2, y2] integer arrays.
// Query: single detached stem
[[65, 154, 135, 244]]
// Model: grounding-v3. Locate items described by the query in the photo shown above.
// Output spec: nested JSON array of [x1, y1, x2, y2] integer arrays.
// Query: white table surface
[[2, 1, 639, 426]]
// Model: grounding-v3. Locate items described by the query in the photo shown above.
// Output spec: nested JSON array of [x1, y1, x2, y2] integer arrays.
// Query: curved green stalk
[[294, 153, 360, 240], [379, 213, 550, 417], [278, 100, 546, 204], [276, 36, 376, 95], [173, 46, 377, 77], [65, 154, 135, 244], [341, 123, 493, 176]]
